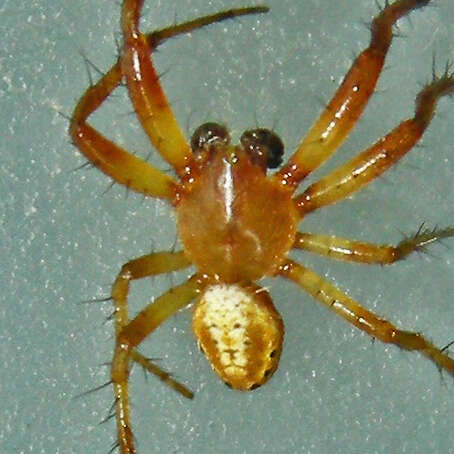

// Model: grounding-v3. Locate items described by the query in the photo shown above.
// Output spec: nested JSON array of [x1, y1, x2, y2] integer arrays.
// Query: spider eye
[[240, 128, 284, 170], [190, 122, 230, 152]]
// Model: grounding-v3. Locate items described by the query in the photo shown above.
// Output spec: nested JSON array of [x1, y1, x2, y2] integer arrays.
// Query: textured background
[[2, 0, 454, 453]]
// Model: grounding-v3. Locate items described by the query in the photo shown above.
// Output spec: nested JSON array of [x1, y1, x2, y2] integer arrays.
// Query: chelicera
[[70, 0, 454, 452]]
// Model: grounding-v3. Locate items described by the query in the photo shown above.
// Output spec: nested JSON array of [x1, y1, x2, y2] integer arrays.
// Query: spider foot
[[414, 68, 454, 128], [395, 223, 454, 260], [146, 6, 269, 49]]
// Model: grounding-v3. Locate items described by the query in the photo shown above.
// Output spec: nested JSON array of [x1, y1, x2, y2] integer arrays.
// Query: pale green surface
[[1, 0, 454, 453]]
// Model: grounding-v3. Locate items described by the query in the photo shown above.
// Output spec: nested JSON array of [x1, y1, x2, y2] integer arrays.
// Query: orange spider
[[70, 0, 454, 452]]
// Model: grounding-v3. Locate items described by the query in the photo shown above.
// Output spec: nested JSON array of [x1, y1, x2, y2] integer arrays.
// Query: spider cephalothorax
[[178, 123, 297, 283]]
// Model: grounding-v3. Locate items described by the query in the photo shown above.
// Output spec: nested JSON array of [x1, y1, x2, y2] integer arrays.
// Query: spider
[[70, 0, 454, 452]]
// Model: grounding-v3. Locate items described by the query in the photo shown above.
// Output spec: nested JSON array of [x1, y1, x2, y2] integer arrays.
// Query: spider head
[[190, 122, 284, 172]]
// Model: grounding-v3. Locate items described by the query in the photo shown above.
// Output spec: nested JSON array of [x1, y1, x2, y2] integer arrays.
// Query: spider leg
[[279, 260, 454, 376], [109, 250, 197, 453], [112, 276, 204, 454], [69, 60, 177, 199], [295, 74, 454, 214], [71, 5, 268, 195], [120, 0, 268, 177], [145, 6, 269, 50], [293, 226, 454, 264], [274, 0, 431, 190], [113, 251, 194, 397], [130, 350, 193, 399]]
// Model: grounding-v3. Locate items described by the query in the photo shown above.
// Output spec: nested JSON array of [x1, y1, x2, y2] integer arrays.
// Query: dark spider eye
[[190, 122, 230, 152], [240, 128, 284, 170]]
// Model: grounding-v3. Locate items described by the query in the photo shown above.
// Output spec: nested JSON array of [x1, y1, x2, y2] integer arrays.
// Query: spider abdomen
[[192, 283, 284, 390], [176, 148, 298, 283]]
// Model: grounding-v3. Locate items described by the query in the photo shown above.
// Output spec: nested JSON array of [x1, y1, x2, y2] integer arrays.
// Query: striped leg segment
[[110, 251, 195, 454], [294, 225, 454, 264], [69, 60, 177, 198], [295, 73, 454, 214], [70, 3, 268, 193], [121, 0, 269, 176], [274, 0, 432, 190], [279, 260, 454, 376]]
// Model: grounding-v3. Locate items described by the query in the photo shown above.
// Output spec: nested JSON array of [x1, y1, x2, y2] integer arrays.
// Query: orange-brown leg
[[110, 251, 198, 454], [69, 61, 178, 198], [113, 251, 194, 396], [70, 5, 268, 193], [295, 73, 454, 214], [279, 260, 454, 375], [274, 0, 431, 190], [294, 226, 454, 264], [111, 258, 209, 454], [120, 0, 268, 177]]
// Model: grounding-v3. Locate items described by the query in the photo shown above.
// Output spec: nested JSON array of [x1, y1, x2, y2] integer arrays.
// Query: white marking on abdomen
[[202, 284, 251, 375]]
